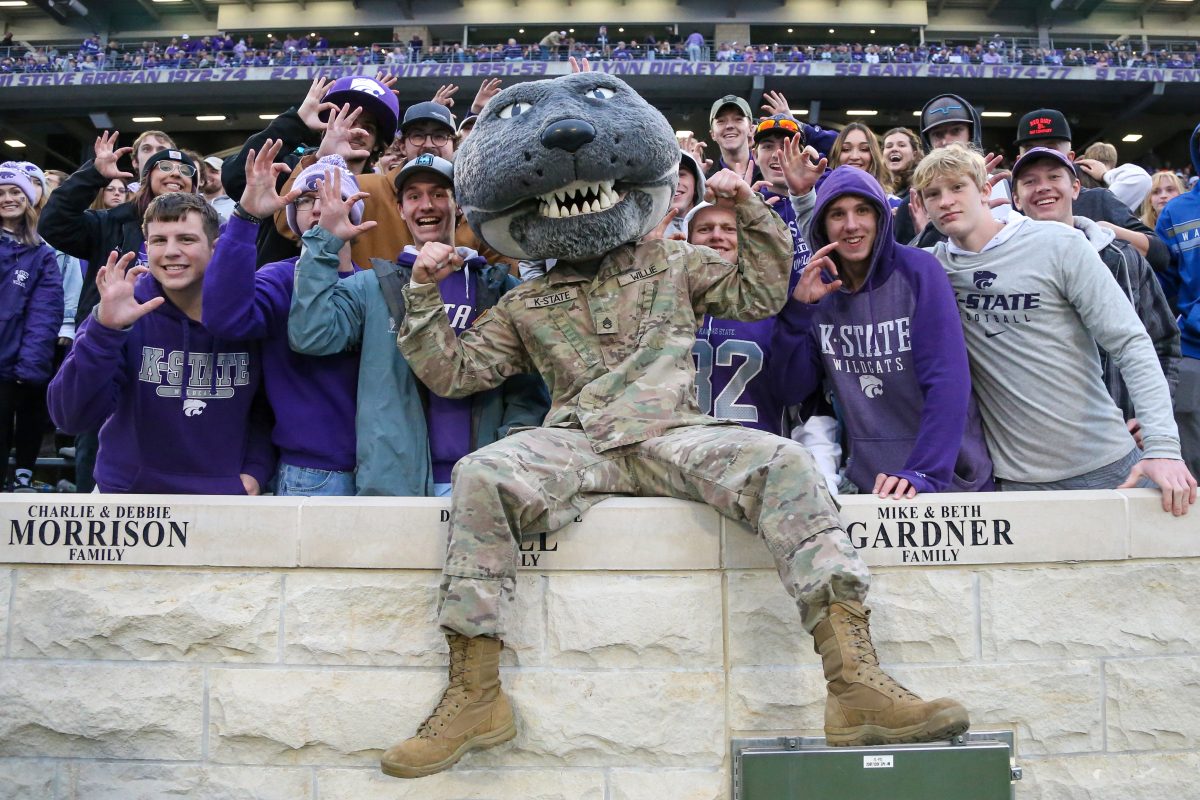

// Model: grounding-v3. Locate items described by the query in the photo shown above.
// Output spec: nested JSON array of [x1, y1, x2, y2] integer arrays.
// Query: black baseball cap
[[1015, 109, 1072, 146]]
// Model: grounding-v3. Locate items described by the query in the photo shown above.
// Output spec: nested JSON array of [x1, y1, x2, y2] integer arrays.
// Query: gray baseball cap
[[709, 94, 752, 125]]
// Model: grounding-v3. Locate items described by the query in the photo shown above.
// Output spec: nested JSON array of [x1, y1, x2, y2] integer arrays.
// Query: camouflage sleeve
[[688, 194, 792, 322], [396, 281, 534, 399]]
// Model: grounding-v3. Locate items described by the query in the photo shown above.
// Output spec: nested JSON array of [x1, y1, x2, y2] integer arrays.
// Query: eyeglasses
[[405, 130, 452, 147], [293, 194, 317, 210], [755, 117, 800, 136], [155, 161, 197, 179]]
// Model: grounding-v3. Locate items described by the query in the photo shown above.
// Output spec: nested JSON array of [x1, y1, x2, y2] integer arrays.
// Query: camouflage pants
[[438, 424, 870, 638]]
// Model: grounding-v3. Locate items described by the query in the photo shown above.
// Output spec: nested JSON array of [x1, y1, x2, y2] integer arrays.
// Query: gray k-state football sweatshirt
[[929, 213, 1181, 483]]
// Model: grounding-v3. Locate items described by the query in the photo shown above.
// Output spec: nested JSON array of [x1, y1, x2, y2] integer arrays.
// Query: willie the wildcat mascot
[[382, 72, 968, 779]]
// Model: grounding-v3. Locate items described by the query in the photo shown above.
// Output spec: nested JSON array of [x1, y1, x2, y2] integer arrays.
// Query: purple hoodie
[[202, 216, 359, 472], [48, 272, 274, 494], [772, 166, 993, 493], [0, 234, 62, 383]]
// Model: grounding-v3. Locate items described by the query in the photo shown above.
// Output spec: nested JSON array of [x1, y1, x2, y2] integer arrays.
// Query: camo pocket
[[634, 281, 669, 350], [545, 306, 602, 369]]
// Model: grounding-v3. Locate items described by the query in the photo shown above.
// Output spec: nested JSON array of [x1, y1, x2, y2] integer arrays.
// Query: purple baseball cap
[[320, 76, 400, 144]]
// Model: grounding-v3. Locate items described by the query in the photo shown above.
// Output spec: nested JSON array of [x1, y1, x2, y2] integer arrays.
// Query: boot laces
[[417, 642, 470, 737], [847, 615, 919, 700]]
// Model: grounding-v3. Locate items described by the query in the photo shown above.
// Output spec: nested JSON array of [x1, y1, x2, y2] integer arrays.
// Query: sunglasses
[[755, 117, 800, 135], [155, 161, 197, 179]]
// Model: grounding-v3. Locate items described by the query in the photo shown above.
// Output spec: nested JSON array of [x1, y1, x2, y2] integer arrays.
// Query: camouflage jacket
[[397, 195, 792, 453]]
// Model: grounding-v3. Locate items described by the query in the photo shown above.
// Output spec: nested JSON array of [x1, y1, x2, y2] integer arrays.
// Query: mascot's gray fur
[[454, 72, 680, 263]]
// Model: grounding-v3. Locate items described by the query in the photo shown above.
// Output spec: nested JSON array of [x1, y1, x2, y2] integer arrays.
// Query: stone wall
[[0, 490, 1196, 799]]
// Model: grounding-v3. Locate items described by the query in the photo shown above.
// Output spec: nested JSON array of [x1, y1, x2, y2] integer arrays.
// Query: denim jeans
[[997, 447, 1152, 491], [274, 463, 356, 497]]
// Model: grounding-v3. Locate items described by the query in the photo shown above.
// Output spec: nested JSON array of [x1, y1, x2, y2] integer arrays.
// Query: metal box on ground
[[732, 730, 1021, 800]]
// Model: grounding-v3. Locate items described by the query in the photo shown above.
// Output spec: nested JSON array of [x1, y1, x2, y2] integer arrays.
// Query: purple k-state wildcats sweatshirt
[[771, 166, 993, 494], [202, 215, 359, 473], [48, 273, 274, 495]]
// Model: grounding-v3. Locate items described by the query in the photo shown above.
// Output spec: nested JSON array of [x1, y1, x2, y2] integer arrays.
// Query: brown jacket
[[275, 155, 517, 271]]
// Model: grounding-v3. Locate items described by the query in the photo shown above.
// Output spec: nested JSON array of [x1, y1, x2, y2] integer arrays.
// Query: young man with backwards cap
[[287, 154, 547, 496], [201, 144, 362, 496], [1012, 108, 1171, 275], [1009, 145, 1179, 430], [912, 144, 1195, 515]]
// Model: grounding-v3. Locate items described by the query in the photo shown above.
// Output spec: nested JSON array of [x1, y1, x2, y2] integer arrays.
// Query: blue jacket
[[288, 226, 549, 496], [0, 234, 63, 384], [1155, 122, 1200, 360], [771, 167, 993, 494]]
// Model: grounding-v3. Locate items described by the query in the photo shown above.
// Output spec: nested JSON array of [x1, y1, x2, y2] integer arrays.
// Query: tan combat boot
[[380, 633, 516, 779], [813, 600, 969, 747]]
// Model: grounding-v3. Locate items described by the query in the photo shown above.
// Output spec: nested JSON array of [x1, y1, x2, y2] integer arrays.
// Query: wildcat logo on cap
[[349, 77, 387, 97]]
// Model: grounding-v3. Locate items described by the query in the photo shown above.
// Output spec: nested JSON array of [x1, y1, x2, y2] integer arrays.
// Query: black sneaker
[[12, 475, 36, 493]]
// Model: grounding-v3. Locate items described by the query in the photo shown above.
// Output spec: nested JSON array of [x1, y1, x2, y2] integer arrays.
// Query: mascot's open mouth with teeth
[[453, 72, 680, 263]]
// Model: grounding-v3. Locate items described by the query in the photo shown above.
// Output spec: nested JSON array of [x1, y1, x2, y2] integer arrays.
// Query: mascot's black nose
[[540, 118, 596, 153]]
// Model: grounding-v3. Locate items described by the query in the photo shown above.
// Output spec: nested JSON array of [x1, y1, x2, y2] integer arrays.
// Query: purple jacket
[[48, 274, 274, 494], [772, 166, 993, 493], [202, 216, 359, 472], [0, 234, 62, 383]]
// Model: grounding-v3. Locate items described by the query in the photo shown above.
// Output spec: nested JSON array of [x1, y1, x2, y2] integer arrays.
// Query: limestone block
[[283, 571, 545, 667], [468, 670, 726, 768], [731, 661, 1100, 755], [608, 768, 727, 800], [299, 497, 447, 570], [728, 667, 826, 733], [10, 569, 280, 662], [892, 662, 1100, 756], [317, 767, 605, 800], [300, 497, 721, 572], [545, 574, 722, 667], [535, 498, 721, 570], [1106, 656, 1200, 751], [0, 663, 203, 759], [0, 759, 57, 800], [725, 491, 1128, 569], [1020, 751, 1200, 800], [0, 495, 300, 567], [1123, 488, 1200, 558], [727, 570, 974, 668], [0, 569, 10, 651], [982, 563, 1200, 660], [208, 667, 444, 765], [60, 763, 312, 800]]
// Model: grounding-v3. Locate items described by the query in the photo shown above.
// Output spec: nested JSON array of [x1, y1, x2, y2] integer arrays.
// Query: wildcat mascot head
[[453, 72, 680, 264]]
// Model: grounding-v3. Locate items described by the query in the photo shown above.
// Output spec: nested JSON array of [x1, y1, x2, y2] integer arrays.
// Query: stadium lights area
[[132, 116, 162, 123], [259, 114, 279, 120], [981, 111, 1013, 117], [195, 115, 226, 122], [1123, 134, 1144, 142], [0, 2, 29, 7], [846, 110, 879, 116], [4, 140, 26, 148]]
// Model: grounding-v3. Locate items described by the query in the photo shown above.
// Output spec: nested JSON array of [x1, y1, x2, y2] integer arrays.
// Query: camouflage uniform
[[398, 195, 870, 636]]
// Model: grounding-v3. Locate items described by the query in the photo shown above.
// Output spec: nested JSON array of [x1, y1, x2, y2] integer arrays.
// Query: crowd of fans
[[3, 28, 1200, 72], [0, 66, 1196, 514]]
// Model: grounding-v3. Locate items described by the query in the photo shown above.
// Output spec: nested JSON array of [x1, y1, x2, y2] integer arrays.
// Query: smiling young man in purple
[[772, 165, 993, 498], [48, 193, 273, 494]]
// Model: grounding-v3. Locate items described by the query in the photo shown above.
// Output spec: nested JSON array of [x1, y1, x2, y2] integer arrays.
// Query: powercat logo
[[973, 270, 997, 290]]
